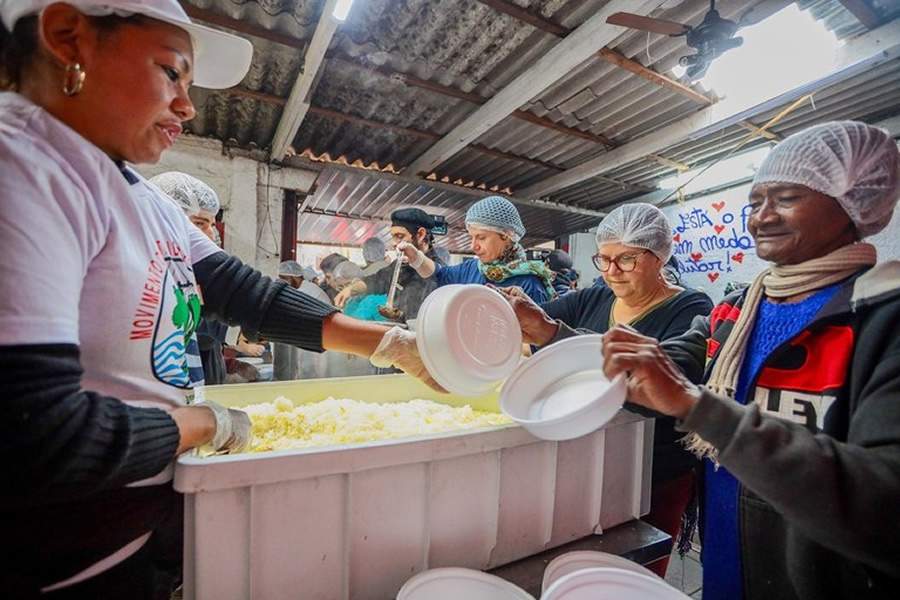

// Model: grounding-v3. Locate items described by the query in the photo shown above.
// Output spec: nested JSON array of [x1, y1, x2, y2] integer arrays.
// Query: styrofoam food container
[[397, 567, 535, 600], [541, 551, 659, 593], [542, 567, 689, 600], [416, 285, 522, 396], [500, 334, 626, 440]]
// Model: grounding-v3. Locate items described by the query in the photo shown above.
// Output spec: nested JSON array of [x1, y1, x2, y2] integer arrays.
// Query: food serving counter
[[175, 373, 653, 600]]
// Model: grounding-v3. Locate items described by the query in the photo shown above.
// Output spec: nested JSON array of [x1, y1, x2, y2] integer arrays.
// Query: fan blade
[[606, 12, 691, 36], [738, 0, 792, 28]]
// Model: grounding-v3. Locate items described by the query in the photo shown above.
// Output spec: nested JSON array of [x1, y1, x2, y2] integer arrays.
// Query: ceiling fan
[[607, 0, 784, 80]]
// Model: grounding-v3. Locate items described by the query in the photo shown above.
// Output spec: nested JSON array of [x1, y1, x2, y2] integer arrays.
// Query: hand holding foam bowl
[[416, 286, 626, 440]]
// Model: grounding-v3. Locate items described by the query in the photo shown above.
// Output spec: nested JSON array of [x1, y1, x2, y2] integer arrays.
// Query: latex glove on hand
[[370, 326, 446, 393], [395, 241, 425, 268], [195, 400, 252, 453], [491, 285, 559, 346]]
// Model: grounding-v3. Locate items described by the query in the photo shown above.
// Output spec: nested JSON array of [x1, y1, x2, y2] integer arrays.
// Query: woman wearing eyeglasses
[[497, 202, 712, 576]]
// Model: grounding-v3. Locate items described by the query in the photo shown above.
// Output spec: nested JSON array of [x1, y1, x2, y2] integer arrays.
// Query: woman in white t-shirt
[[0, 2, 435, 597]]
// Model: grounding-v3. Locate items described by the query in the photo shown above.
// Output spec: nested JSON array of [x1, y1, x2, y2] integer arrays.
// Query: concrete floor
[[664, 542, 703, 598]]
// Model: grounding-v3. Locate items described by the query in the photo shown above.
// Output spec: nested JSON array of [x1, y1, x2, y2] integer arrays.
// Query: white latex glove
[[370, 326, 446, 393], [195, 401, 252, 453], [395, 241, 424, 268]]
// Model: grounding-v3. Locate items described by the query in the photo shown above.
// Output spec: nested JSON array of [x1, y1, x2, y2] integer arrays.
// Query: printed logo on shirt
[[129, 240, 205, 388], [751, 387, 838, 430], [750, 326, 853, 431]]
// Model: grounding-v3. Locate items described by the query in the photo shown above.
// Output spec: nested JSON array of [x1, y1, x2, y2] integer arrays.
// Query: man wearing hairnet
[[151, 171, 221, 243], [498, 203, 713, 576], [593, 122, 900, 599], [151, 172, 235, 383]]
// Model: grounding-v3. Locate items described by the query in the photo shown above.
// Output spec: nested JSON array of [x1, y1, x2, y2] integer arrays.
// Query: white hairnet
[[278, 260, 304, 277], [362, 237, 387, 263], [150, 171, 221, 217], [595, 203, 673, 262], [333, 261, 363, 285], [465, 196, 526, 242], [302, 267, 319, 281], [753, 121, 900, 238]]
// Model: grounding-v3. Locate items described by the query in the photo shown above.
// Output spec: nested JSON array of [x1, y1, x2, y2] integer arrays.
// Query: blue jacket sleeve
[[435, 262, 471, 286], [519, 277, 549, 304]]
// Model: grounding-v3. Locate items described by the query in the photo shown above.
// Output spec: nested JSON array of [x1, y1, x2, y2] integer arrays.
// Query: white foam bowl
[[416, 285, 523, 396], [541, 551, 660, 594], [500, 334, 625, 440], [542, 567, 689, 600], [397, 567, 535, 600]]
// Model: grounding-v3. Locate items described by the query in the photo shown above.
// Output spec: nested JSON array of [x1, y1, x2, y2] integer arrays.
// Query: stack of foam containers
[[175, 374, 653, 600]]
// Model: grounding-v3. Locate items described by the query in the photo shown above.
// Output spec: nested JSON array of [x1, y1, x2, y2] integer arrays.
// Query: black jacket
[[544, 286, 713, 483], [664, 264, 900, 600], [363, 247, 445, 321]]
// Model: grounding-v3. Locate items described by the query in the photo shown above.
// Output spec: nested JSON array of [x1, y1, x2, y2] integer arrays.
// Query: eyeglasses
[[592, 250, 648, 273]]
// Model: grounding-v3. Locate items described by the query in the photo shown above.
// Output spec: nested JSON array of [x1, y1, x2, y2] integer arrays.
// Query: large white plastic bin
[[175, 374, 653, 600]]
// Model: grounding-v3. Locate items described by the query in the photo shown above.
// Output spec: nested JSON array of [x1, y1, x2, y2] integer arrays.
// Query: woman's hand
[[171, 403, 251, 454], [601, 325, 701, 420], [492, 285, 559, 346]]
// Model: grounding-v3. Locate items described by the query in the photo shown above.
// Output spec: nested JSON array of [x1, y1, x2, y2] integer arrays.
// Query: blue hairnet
[[465, 195, 526, 241]]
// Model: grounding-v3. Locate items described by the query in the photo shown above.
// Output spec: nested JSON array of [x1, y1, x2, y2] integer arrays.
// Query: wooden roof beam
[[474, 0, 571, 37], [269, 0, 342, 160], [405, 0, 669, 176], [518, 36, 900, 199], [596, 47, 714, 106], [184, 5, 615, 148]]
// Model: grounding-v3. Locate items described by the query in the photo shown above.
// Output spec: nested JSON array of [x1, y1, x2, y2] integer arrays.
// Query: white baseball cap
[[0, 0, 253, 89]]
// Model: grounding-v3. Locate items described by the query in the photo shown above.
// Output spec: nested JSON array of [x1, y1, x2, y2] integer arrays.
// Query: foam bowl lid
[[541, 551, 660, 594], [397, 567, 535, 600], [416, 285, 522, 396], [542, 567, 689, 600], [500, 334, 626, 441]]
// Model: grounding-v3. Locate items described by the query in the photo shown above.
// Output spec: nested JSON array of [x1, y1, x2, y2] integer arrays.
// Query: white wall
[[137, 136, 318, 275]]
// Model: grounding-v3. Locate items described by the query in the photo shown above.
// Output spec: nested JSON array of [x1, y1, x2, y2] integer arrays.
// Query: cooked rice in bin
[[243, 396, 512, 452]]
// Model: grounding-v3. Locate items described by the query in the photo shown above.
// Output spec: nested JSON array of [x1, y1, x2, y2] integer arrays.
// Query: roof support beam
[[596, 47, 714, 105], [184, 4, 614, 150], [474, 0, 570, 37], [405, 0, 669, 176], [295, 161, 610, 218], [269, 0, 341, 160], [518, 37, 900, 199], [227, 87, 582, 174]]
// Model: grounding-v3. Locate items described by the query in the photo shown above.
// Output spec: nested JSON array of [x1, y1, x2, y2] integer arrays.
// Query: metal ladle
[[378, 255, 405, 321]]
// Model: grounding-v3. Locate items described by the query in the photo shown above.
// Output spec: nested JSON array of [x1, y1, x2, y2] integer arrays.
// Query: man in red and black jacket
[[600, 121, 900, 600]]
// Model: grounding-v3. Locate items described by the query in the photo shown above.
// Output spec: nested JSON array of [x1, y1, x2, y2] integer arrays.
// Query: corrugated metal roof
[[180, 0, 900, 246], [297, 165, 600, 250]]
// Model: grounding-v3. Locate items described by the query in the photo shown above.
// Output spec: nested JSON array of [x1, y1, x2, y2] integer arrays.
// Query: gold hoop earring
[[63, 63, 85, 96]]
